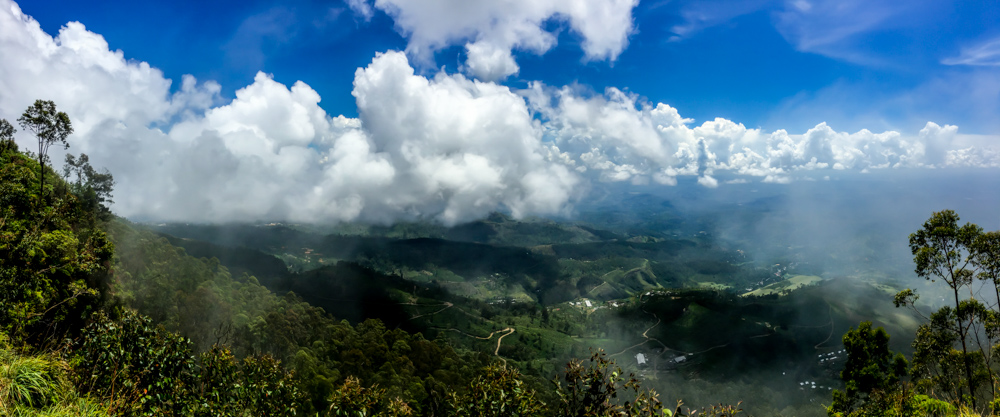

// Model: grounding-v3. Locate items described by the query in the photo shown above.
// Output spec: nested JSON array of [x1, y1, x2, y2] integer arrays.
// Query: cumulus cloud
[[0, 0, 997, 225], [525, 83, 693, 183], [463, 41, 521, 83], [697, 175, 719, 188], [361, 0, 638, 81], [348, 51, 579, 224], [0, 2, 576, 225]]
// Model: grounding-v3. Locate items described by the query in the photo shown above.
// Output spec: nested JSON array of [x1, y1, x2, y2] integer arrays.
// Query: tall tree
[[64, 153, 115, 219], [17, 100, 73, 199], [971, 231, 1000, 309], [0, 119, 14, 150], [897, 210, 987, 409], [828, 321, 908, 415]]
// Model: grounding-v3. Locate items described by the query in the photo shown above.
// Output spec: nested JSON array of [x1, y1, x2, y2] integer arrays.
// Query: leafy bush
[[327, 376, 413, 416], [447, 363, 544, 416]]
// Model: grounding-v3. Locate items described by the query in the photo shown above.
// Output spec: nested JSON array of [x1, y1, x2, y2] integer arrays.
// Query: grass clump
[[0, 345, 108, 417]]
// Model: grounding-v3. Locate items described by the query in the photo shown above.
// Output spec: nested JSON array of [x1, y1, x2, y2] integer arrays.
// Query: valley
[[147, 197, 926, 416]]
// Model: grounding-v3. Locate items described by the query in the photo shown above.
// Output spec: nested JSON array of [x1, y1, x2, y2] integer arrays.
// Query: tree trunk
[[955, 287, 977, 410], [38, 147, 44, 201], [990, 282, 1000, 401]]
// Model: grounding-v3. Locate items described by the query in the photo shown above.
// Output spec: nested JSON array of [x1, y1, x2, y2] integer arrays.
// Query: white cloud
[[668, 0, 942, 66], [773, 0, 900, 64], [0, 10, 187, 137], [0, 2, 577, 225], [763, 0, 944, 67], [943, 36, 1000, 66], [525, 84, 1000, 185], [345, 0, 375, 22], [349, 51, 579, 224], [763, 175, 792, 184], [0, 0, 997, 227], [698, 175, 719, 188], [947, 146, 1000, 168], [669, 0, 773, 40], [463, 41, 521, 81], [526, 83, 693, 184], [370, 0, 638, 81]]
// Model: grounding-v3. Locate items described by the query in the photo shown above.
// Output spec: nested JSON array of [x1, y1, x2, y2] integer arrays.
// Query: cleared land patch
[[741, 275, 822, 297]]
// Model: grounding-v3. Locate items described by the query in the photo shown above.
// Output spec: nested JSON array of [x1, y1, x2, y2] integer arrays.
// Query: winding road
[[400, 301, 453, 320], [402, 300, 517, 364], [610, 292, 674, 358]]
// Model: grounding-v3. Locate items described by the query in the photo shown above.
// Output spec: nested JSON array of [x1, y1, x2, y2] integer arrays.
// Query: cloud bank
[[0, 0, 997, 225], [525, 84, 999, 186]]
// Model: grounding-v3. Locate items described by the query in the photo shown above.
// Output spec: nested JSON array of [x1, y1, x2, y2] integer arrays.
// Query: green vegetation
[[18, 100, 72, 200], [828, 322, 908, 415], [0, 338, 110, 417], [0, 113, 112, 346]]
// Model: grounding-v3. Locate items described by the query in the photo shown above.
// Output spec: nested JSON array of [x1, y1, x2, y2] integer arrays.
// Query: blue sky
[[20, 0, 1000, 133], [1, 0, 999, 224]]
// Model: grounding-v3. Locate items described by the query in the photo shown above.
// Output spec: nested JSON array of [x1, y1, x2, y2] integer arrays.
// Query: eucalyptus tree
[[64, 153, 115, 219], [972, 231, 1000, 307], [895, 210, 994, 409], [829, 321, 912, 415], [972, 231, 1000, 396], [17, 100, 72, 199], [0, 119, 14, 149]]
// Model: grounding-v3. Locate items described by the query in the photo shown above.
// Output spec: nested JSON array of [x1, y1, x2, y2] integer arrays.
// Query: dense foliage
[[828, 322, 909, 416], [0, 138, 112, 345]]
